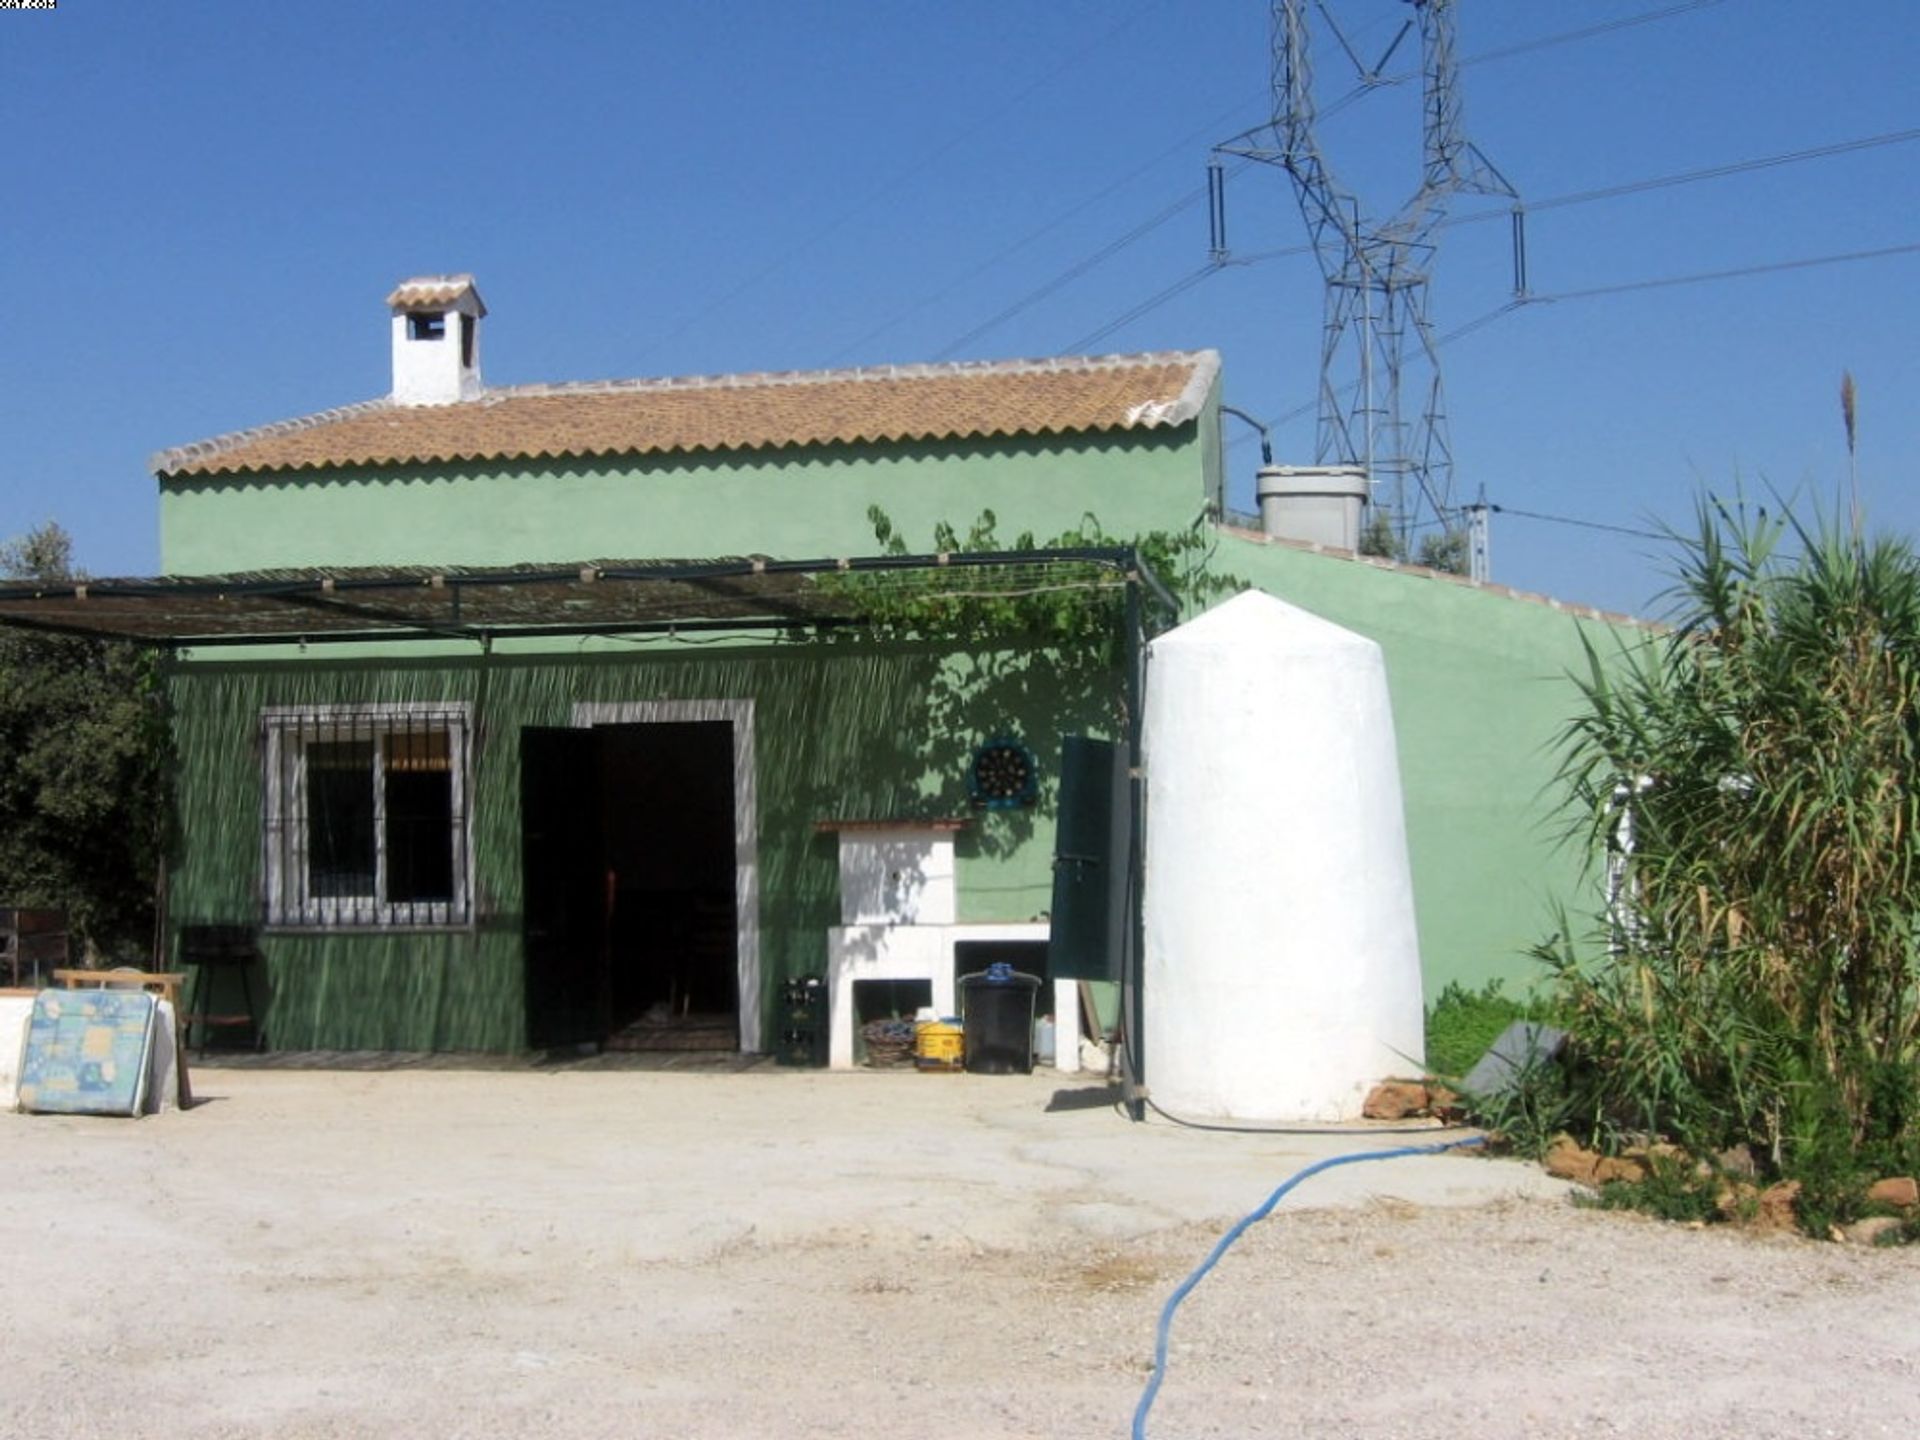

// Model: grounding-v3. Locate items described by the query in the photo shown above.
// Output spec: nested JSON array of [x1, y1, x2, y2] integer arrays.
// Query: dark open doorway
[[601, 722, 736, 1047], [522, 721, 738, 1053]]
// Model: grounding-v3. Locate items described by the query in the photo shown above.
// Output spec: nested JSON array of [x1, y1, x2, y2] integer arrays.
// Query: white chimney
[[387, 274, 486, 406], [1255, 464, 1369, 550]]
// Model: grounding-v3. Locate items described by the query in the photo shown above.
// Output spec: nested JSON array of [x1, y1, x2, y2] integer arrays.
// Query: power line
[[1063, 262, 1223, 353], [942, 1, 1723, 359], [1459, 0, 1725, 69], [1238, 298, 1523, 439], [1074, 123, 1920, 376], [1522, 126, 1920, 219], [826, 91, 1271, 365], [1036, 8, 1758, 359], [1223, 125, 1920, 266], [1229, 235, 1920, 446], [1487, 504, 1666, 542], [636, 0, 1169, 363], [932, 179, 1233, 361], [1436, 300, 1524, 346], [1527, 239, 1920, 306], [1293, 3, 1729, 95]]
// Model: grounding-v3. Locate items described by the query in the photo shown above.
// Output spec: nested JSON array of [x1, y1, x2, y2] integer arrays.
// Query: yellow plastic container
[[914, 1019, 964, 1071]]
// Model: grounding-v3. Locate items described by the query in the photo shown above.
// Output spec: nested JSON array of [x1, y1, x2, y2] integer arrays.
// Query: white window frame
[[1604, 775, 1654, 952], [261, 702, 474, 930]]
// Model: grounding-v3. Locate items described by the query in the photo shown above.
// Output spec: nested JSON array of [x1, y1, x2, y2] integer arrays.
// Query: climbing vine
[[835, 504, 1235, 669], [802, 507, 1237, 853]]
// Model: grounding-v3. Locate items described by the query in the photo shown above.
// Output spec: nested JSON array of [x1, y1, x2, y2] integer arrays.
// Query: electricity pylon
[[1209, 0, 1524, 554]]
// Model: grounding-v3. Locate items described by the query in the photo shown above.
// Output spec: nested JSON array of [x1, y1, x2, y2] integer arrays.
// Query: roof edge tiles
[[150, 349, 1221, 479], [482, 349, 1217, 401], [150, 397, 396, 478], [1212, 522, 1658, 629], [385, 274, 485, 313]]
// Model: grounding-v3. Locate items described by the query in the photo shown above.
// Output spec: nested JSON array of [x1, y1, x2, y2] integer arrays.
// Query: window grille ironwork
[[260, 705, 472, 928]]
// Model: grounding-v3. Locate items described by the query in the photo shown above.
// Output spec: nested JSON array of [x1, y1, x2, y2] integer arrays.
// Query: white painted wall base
[[825, 922, 1075, 1073], [0, 995, 27, 1106]]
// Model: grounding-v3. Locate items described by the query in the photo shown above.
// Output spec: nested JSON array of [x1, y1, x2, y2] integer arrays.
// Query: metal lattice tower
[[1209, 0, 1523, 555]]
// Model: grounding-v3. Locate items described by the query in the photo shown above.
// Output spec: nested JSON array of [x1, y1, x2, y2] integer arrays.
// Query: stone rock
[[1544, 1135, 1602, 1186], [1715, 1143, 1759, 1179], [1716, 1181, 1757, 1221], [1362, 1080, 1430, 1121], [1867, 1176, 1919, 1209], [1621, 1142, 1688, 1179], [1842, 1215, 1905, 1246], [1756, 1179, 1802, 1232], [1593, 1155, 1650, 1186], [1634, 1142, 1690, 1170], [1542, 1138, 1654, 1188]]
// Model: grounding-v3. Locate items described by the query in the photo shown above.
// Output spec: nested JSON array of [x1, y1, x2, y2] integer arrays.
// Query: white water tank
[[1256, 464, 1369, 550], [1142, 589, 1424, 1121]]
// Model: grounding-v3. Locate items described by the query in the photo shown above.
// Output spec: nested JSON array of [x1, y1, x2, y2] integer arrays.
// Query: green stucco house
[[14, 275, 1639, 1057]]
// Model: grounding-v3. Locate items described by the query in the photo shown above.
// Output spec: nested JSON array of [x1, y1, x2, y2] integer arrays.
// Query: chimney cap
[[386, 274, 486, 316]]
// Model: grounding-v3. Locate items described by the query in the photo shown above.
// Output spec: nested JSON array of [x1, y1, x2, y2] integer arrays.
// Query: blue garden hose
[[1132, 1134, 1488, 1439]]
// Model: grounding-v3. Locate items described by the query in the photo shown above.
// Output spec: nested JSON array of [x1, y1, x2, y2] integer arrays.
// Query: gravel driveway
[[2, 1065, 1914, 1438]]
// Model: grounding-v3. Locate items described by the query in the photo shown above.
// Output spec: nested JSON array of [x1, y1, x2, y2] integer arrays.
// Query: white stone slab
[[834, 828, 957, 926]]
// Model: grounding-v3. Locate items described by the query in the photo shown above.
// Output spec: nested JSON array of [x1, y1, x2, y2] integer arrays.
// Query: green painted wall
[[153, 366, 1632, 1034], [167, 636, 1113, 1052], [155, 402, 1213, 1054], [158, 428, 1214, 575], [163, 523, 1639, 1046], [1203, 532, 1649, 999]]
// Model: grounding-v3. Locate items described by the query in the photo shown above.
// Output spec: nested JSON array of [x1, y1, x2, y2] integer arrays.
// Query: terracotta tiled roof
[[151, 351, 1219, 479], [385, 274, 484, 313]]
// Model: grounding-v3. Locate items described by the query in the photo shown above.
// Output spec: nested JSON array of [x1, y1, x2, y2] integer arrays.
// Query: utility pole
[[1210, 0, 1525, 553], [1466, 485, 1490, 581]]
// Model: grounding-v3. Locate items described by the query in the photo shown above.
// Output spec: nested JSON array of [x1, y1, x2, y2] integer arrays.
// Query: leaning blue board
[[15, 988, 157, 1116]]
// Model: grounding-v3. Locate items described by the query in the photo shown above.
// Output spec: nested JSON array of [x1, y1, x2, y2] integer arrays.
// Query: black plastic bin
[[959, 963, 1042, 1075]]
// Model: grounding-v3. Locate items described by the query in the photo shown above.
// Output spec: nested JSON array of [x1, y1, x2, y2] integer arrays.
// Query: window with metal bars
[[261, 705, 473, 928]]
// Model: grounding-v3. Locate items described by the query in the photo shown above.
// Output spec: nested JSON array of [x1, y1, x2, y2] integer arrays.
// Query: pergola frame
[[0, 547, 1172, 1116], [0, 548, 1176, 650]]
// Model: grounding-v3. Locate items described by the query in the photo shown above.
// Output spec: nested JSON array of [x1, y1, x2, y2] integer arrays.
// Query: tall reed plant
[[1542, 496, 1920, 1188]]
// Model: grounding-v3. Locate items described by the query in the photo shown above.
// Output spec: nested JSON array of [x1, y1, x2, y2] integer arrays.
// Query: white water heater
[[1142, 590, 1424, 1121]]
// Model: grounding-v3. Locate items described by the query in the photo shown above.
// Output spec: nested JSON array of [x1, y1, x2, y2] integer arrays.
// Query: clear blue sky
[[3, 0, 1916, 615]]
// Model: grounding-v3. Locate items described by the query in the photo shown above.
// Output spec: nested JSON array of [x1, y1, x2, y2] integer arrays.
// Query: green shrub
[[1543, 495, 1920, 1235], [1422, 981, 1579, 1158], [1577, 1156, 1722, 1225], [1424, 979, 1559, 1080]]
